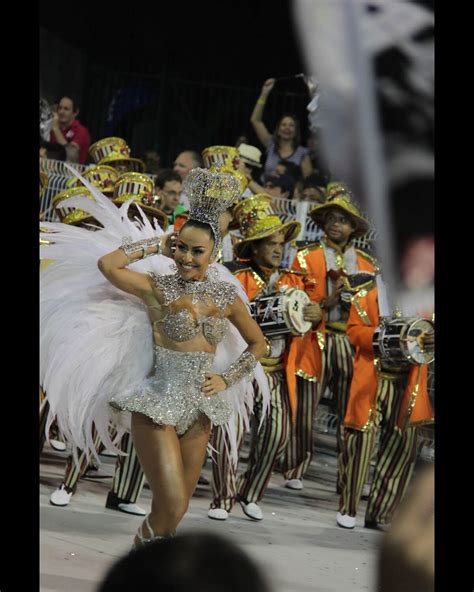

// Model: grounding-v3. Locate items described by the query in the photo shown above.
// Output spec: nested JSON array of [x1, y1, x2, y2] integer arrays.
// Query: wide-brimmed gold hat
[[52, 187, 96, 226], [202, 145, 240, 170], [68, 165, 119, 195], [113, 172, 168, 230], [309, 184, 370, 237], [89, 137, 145, 173], [233, 194, 301, 259]]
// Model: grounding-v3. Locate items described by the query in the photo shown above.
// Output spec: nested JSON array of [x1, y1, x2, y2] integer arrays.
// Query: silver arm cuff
[[119, 236, 162, 262], [222, 351, 257, 387]]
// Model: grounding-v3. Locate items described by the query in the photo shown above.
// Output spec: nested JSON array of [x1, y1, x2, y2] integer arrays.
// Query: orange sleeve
[[346, 293, 377, 353]]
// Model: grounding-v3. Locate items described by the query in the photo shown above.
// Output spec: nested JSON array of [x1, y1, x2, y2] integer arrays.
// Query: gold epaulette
[[231, 267, 252, 276], [297, 242, 322, 253], [355, 249, 379, 271]]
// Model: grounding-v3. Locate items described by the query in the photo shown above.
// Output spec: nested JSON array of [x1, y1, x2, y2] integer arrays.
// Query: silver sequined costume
[[110, 346, 233, 434], [109, 271, 253, 434]]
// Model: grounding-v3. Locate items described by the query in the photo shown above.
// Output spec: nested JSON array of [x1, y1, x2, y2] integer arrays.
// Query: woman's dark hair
[[277, 159, 302, 182], [98, 532, 270, 592], [273, 113, 301, 151], [180, 219, 215, 244]]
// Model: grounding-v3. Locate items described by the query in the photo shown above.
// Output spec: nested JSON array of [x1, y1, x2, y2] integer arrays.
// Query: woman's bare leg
[[131, 413, 211, 542], [179, 414, 211, 498]]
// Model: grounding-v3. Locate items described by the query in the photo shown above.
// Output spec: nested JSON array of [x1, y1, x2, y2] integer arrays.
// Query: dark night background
[[40, 0, 310, 166]]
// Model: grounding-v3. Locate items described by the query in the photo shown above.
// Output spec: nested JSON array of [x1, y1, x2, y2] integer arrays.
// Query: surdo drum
[[373, 317, 435, 368]]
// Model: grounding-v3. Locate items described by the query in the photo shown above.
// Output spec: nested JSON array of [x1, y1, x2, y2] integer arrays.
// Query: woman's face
[[175, 226, 214, 281], [277, 117, 296, 141]]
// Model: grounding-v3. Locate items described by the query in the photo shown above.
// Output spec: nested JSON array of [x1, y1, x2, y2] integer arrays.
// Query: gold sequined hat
[[68, 165, 119, 195], [309, 183, 370, 237], [113, 172, 168, 230], [89, 137, 146, 173], [201, 145, 240, 170], [52, 186, 96, 226], [233, 194, 301, 259]]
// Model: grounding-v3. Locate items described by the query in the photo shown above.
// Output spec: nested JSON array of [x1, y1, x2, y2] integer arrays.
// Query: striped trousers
[[282, 331, 353, 481], [61, 430, 145, 503], [210, 370, 290, 509], [339, 376, 418, 523]]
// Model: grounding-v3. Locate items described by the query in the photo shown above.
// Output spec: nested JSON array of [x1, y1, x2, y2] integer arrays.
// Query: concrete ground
[[40, 430, 388, 592]]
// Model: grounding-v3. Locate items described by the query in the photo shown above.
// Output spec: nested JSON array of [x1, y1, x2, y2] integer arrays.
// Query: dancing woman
[[40, 167, 268, 547]]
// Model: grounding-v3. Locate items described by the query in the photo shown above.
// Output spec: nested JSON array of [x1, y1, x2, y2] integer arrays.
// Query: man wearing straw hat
[[208, 195, 321, 521], [283, 183, 378, 492]]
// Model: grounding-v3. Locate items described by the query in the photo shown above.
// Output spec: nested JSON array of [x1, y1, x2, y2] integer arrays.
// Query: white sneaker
[[239, 500, 263, 520], [208, 508, 229, 520], [117, 502, 147, 516], [285, 479, 303, 490], [336, 512, 356, 529], [50, 485, 73, 506], [49, 439, 66, 452]]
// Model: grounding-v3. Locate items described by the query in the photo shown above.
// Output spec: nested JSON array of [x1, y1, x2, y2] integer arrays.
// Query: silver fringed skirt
[[109, 345, 233, 434]]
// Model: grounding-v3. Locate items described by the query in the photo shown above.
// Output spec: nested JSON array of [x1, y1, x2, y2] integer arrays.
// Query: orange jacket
[[343, 286, 434, 431], [232, 265, 305, 418], [285, 241, 377, 419]]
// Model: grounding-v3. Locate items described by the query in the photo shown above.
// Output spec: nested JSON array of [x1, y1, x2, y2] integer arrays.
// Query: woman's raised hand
[[261, 78, 276, 95]]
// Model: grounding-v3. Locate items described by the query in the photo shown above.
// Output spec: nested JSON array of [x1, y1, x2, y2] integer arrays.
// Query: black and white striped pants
[[339, 375, 418, 523], [210, 370, 290, 510]]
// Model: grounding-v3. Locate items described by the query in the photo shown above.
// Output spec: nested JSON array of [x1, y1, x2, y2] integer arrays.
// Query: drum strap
[[350, 289, 371, 326]]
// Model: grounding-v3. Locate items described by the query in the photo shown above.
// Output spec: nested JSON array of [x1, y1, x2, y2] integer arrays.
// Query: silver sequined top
[[149, 272, 238, 345]]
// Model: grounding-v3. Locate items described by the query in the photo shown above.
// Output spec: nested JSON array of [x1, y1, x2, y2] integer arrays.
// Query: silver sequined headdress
[[182, 167, 241, 258]]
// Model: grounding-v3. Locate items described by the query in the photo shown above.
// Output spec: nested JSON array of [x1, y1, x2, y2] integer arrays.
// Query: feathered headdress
[[183, 167, 241, 258]]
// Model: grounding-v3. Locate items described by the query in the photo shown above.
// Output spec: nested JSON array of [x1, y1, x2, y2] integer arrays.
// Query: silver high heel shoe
[[133, 515, 174, 549]]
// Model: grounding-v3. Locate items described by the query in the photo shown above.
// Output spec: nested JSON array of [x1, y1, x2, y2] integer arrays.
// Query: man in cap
[[283, 183, 378, 492], [208, 195, 322, 521], [336, 280, 434, 530]]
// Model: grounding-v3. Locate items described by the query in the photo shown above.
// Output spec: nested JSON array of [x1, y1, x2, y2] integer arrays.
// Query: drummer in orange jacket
[[283, 184, 378, 492], [336, 283, 434, 530], [208, 195, 322, 522]]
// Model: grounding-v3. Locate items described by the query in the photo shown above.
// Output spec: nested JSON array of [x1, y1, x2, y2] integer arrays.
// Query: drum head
[[281, 289, 312, 335], [403, 318, 435, 365]]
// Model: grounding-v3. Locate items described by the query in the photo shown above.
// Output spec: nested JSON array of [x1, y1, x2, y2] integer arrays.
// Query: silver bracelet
[[119, 236, 162, 262], [222, 351, 257, 387]]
